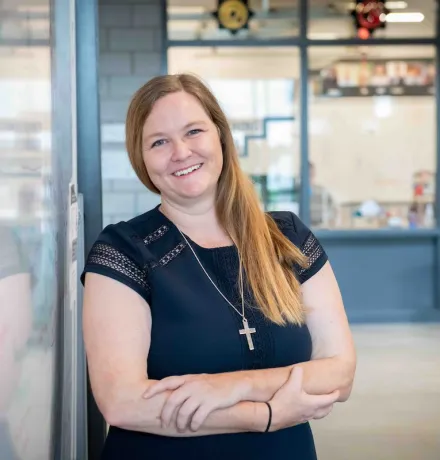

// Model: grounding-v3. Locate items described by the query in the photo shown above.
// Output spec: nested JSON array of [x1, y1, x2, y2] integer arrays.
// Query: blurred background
[[0, 0, 439, 459]]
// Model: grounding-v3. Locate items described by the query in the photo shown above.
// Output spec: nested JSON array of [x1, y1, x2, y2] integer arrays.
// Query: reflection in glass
[[168, 47, 301, 213], [309, 46, 436, 230], [0, 1, 57, 458]]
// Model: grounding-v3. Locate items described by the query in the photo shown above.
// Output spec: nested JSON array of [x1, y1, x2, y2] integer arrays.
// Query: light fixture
[[386, 12, 424, 22], [384, 1, 408, 9]]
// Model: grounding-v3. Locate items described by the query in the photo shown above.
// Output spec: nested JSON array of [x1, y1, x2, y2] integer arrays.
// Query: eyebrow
[[144, 121, 208, 143]]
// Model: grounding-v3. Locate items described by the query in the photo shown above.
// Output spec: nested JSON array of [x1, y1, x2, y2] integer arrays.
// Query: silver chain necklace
[[177, 229, 256, 351]]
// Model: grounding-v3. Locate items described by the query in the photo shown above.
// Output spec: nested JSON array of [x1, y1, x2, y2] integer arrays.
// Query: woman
[[82, 74, 356, 459]]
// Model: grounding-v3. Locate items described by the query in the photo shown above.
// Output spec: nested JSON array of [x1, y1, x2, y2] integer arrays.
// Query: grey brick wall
[[99, 0, 164, 227]]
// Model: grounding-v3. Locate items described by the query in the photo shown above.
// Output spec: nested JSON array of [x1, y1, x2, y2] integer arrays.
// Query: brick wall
[[98, 0, 164, 227]]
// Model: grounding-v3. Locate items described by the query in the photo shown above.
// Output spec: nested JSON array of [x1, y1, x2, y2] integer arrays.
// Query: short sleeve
[[81, 223, 151, 302], [290, 212, 328, 283]]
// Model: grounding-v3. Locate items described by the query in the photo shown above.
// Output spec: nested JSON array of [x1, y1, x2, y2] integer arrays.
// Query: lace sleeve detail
[[272, 211, 328, 283], [297, 231, 328, 283], [82, 241, 150, 301], [299, 232, 324, 272]]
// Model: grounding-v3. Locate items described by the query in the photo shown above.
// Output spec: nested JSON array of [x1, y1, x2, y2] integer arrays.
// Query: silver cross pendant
[[239, 318, 256, 351]]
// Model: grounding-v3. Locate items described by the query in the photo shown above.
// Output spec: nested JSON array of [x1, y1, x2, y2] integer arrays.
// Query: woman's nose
[[172, 140, 192, 161]]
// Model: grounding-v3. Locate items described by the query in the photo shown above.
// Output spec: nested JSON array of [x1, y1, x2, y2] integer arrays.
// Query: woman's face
[[142, 91, 223, 206]]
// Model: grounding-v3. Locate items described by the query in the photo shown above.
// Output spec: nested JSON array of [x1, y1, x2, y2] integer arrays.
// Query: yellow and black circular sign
[[216, 0, 250, 32]]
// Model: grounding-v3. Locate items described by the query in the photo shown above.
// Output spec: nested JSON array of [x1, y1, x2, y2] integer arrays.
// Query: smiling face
[[142, 91, 223, 206]]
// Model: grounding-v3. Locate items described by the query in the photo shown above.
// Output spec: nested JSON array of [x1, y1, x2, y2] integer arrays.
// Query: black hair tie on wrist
[[263, 402, 272, 433]]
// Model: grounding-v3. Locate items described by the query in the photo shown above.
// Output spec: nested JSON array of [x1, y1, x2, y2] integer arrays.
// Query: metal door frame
[[76, 0, 105, 457]]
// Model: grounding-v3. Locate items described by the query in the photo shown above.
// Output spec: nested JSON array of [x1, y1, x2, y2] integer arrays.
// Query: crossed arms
[[83, 262, 356, 437]]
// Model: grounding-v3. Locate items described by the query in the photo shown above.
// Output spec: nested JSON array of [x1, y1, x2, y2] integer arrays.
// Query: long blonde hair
[[126, 74, 308, 325]]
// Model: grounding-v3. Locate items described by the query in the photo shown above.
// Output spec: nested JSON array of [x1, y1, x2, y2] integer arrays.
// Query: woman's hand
[[143, 373, 250, 432], [268, 366, 339, 432]]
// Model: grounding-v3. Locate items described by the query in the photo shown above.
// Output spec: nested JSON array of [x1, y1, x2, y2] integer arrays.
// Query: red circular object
[[357, 27, 370, 39], [356, 1, 386, 30]]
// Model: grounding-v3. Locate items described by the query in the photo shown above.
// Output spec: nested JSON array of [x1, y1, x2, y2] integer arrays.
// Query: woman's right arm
[[83, 272, 267, 437]]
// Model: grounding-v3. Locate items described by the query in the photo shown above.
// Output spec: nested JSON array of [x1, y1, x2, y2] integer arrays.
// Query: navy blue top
[[81, 205, 328, 460]]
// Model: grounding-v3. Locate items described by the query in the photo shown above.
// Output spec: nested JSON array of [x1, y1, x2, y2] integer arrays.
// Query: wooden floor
[[312, 324, 440, 460]]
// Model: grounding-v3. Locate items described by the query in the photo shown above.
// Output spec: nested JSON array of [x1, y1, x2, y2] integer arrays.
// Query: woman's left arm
[[296, 261, 356, 400], [145, 262, 356, 407], [241, 261, 356, 402]]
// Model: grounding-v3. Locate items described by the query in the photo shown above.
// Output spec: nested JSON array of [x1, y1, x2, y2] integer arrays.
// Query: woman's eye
[[151, 139, 166, 148], [187, 129, 202, 136]]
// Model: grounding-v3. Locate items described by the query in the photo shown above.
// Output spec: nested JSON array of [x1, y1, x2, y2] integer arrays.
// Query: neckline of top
[[152, 204, 238, 253]]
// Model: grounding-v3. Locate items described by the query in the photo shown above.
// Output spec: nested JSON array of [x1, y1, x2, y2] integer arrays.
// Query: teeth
[[174, 164, 202, 177]]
